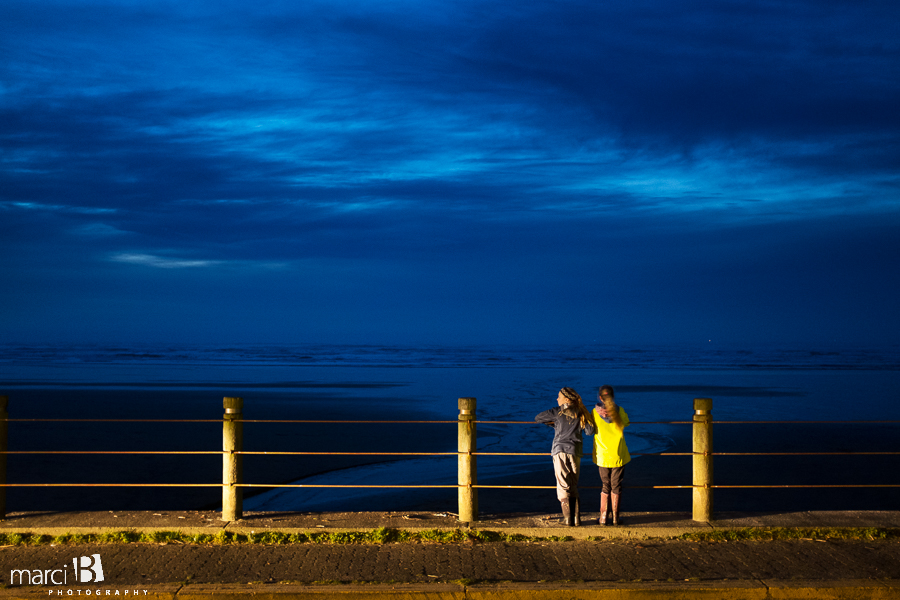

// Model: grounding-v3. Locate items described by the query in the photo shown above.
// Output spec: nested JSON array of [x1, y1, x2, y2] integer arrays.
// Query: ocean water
[[1, 343, 898, 513]]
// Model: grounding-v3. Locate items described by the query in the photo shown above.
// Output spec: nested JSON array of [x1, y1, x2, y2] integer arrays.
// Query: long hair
[[559, 387, 592, 430], [599, 385, 623, 429]]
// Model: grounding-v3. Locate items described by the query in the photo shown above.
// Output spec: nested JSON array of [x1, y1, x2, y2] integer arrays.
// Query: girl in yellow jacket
[[592, 385, 630, 525]]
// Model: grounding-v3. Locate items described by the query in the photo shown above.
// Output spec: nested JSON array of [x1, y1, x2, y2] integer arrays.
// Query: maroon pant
[[598, 466, 625, 494]]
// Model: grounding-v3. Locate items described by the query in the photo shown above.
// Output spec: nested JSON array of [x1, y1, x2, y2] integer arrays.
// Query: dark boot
[[598, 492, 609, 526], [560, 498, 572, 526], [611, 492, 622, 526], [571, 496, 581, 527]]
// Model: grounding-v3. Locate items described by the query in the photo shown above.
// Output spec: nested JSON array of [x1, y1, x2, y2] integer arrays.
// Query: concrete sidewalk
[[2, 508, 899, 537], [0, 510, 898, 599]]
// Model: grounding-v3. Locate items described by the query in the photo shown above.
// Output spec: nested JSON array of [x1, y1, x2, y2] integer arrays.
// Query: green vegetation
[[1, 526, 895, 547], [0, 527, 573, 547]]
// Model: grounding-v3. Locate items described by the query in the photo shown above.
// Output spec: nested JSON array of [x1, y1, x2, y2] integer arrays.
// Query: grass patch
[[676, 527, 900, 542], [0, 527, 573, 547], [2, 527, 895, 546]]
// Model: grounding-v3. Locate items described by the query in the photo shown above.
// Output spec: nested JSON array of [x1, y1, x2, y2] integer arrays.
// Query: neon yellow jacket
[[592, 406, 631, 467]]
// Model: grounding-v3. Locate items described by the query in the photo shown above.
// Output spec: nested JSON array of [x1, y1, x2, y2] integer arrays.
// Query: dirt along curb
[[2, 581, 900, 600]]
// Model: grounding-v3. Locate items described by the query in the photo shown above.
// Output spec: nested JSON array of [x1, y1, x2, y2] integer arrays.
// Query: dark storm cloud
[[458, 0, 900, 136], [1, 0, 898, 345]]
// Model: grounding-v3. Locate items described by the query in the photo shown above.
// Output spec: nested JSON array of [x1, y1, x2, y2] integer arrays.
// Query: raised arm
[[535, 408, 558, 427]]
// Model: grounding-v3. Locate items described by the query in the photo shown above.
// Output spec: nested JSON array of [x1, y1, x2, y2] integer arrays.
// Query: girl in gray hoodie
[[535, 387, 596, 526]]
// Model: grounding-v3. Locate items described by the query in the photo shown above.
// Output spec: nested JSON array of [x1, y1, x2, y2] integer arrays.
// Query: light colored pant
[[552, 452, 581, 500]]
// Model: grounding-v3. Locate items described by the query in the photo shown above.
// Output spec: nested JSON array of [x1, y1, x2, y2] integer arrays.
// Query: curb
[[2, 581, 899, 600]]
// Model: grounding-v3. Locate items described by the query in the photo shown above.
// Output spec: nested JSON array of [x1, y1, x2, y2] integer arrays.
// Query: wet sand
[[4, 387, 453, 511], [477, 421, 900, 516]]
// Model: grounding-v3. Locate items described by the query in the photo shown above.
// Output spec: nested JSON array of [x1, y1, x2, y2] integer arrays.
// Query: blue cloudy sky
[[2, 0, 898, 348]]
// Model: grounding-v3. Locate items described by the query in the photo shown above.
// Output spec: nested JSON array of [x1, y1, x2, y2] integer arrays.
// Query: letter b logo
[[73, 555, 104, 583]]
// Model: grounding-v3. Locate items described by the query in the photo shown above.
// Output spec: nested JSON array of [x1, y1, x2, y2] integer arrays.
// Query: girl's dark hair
[[559, 387, 591, 430]]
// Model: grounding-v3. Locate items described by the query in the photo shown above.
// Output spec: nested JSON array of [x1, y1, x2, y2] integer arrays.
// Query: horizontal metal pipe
[[2, 419, 459, 424], [0, 450, 459, 455], [0, 483, 223, 487], [2, 482, 898, 489], [710, 484, 900, 488], [237, 484, 460, 488], [7, 418, 900, 424], [2, 450, 897, 456]]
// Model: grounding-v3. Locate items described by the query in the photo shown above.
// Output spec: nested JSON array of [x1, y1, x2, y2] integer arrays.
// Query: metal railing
[[0, 395, 897, 523]]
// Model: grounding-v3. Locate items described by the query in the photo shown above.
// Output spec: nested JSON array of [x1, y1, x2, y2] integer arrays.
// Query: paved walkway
[[0, 510, 898, 599]]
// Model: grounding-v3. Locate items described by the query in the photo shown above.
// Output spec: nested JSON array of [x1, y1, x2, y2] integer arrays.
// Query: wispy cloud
[[110, 253, 221, 269], [1, 201, 116, 215], [73, 223, 129, 237]]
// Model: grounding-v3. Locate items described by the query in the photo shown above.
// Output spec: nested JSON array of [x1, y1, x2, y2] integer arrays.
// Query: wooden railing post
[[693, 397, 713, 522], [458, 397, 477, 523], [0, 396, 7, 520], [222, 396, 243, 521]]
